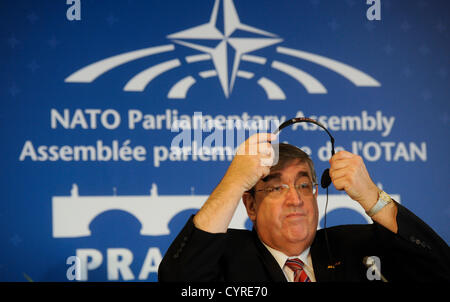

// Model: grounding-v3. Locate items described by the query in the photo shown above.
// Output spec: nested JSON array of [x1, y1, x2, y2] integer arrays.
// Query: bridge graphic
[[52, 184, 400, 238]]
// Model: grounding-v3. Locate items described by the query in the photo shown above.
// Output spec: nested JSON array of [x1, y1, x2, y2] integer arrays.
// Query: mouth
[[285, 212, 307, 219]]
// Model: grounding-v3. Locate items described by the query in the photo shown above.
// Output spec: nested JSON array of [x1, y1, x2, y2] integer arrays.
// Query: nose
[[284, 185, 304, 207]]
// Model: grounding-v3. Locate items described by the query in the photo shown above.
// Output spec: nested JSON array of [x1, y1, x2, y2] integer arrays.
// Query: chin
[[285, 226, 311, 243]]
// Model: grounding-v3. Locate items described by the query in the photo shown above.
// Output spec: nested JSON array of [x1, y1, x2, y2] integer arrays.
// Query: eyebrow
[[261, 171, 310, 182], [296, 171, 310, 179], [261, 173, 281, 182]]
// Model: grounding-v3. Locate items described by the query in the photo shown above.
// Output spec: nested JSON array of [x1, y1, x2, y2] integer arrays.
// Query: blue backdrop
[[1, 0, 449, 282]]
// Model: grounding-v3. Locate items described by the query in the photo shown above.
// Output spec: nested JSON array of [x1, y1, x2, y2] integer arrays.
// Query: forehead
[[262, 160, 312, 182]]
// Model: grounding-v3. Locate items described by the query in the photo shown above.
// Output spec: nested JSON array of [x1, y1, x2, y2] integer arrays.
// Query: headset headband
[[273, 117, 336, 156]]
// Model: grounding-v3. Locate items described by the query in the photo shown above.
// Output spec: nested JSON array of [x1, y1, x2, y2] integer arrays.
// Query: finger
[[247, 132, 278, 145], [260, 165, 271, 178], [240, 142, 271, 156], [332, 177, 347, 191], [257, 142, 274, 156], [329, 150, 355, 163], [329, 158, 353, 170], [260, 145, 275, 166], [329, 168, 349, 182], [260, 156, 275, 167], [241, 135, 276, 155]]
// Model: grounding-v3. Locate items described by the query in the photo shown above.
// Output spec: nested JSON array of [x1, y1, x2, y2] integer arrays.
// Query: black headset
[[273, 117, 336, 189]]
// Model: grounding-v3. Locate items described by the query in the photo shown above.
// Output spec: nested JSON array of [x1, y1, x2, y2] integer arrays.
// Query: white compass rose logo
[[167, 0, 282, 97], [65, 0, 380, 100]]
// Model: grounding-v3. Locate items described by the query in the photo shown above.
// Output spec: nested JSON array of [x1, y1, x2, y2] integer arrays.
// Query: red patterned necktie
[[285, 258, 311, 282]]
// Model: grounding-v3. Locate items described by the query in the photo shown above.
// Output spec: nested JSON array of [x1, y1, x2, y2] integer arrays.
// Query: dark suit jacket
[[158, 204, 450, 282]]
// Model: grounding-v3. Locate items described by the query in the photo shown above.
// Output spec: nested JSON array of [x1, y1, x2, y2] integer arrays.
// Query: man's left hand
[[329, 150, 379, 209]]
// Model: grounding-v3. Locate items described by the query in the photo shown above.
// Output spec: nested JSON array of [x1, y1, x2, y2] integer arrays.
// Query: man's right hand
[[193, 133, 277, 233], [222, 133, 278, 192]]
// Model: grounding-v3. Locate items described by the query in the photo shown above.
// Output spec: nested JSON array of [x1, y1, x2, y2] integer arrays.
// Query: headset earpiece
[[321, 168, 332, 189]]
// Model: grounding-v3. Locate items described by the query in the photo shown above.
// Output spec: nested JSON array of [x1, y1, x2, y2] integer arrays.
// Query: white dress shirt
[[261, 241, 316, 282]]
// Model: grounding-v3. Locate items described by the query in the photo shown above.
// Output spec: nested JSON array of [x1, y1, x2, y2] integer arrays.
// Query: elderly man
[[159, 134, 449, 282]]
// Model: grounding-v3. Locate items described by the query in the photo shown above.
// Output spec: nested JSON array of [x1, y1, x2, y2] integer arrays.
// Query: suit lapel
[[252, 229, 288, 282], [311, 229, 345, 282]]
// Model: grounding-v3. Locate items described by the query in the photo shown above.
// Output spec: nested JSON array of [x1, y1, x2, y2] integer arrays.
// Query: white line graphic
[[236, 70, 254, 79], [257, 77, 286, 100], [277, 46, 381, 87], [124, 59, 181, 92], [65, 44, 175, 83], [167, 76, 197, 99], [241, 54, 267, 65], [199, 70, 218, 78], [185, 54, 211, 63], [199, 70, 256, 80], [272, 60, 327, 94]]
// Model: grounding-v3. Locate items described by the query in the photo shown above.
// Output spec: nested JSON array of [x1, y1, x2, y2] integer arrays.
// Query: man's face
[[243, 159, 319, 256]]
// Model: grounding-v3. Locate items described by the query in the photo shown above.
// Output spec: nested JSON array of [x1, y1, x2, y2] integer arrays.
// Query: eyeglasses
[[254, 181, 318, 198]]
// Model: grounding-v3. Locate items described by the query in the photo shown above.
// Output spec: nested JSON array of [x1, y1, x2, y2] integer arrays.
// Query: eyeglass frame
[[253, 181, 318, 198]]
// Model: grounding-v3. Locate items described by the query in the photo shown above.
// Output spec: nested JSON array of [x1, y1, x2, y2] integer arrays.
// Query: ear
[[242, 192, 257, 223]]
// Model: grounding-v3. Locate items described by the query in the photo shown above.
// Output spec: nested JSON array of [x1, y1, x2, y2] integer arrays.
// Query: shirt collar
[[261, 240, 311, 270]]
